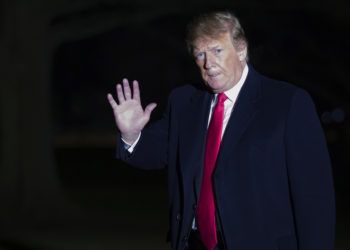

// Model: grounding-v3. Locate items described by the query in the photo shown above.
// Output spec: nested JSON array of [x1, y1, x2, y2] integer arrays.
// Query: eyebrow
[[193, 44, 221, 54]]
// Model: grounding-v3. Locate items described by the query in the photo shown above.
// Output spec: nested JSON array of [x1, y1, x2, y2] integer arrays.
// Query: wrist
[[121, 132, 140, 145]]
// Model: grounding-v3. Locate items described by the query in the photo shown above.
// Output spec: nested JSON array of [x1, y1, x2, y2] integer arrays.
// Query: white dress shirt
[[207, 64, 249, 136]]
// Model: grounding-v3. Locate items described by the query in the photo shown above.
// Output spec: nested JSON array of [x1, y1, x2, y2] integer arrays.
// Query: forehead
[[192, 32, 233, 51]]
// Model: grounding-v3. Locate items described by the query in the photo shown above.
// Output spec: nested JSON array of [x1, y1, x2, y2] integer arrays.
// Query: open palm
[[107, 79, 157, 144]]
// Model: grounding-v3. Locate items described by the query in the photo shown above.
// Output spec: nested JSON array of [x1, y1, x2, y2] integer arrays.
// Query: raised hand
[[107, 79, 157, 144]]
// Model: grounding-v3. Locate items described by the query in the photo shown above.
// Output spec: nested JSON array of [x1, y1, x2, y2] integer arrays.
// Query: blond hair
[[186, 11, 248, 57]]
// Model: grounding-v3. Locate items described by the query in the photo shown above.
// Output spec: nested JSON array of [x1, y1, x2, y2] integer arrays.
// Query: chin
[[206, 81, 224, 92]]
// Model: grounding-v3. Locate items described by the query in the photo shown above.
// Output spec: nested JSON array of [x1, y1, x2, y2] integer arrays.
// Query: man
[[107, 11, 335, 250]]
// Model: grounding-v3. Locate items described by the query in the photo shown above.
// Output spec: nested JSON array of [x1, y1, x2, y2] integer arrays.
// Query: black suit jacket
[[116, 67, 335, 250]]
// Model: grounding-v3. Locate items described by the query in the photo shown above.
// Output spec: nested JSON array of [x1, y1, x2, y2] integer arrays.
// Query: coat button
[[184, 238, 189, 248], [176, 213, 181, 221]]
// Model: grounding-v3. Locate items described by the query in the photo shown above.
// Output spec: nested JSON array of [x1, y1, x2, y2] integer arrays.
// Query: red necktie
[[196, 92, 227, 250]]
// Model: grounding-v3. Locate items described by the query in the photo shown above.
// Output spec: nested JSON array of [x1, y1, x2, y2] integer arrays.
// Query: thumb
[[144, 103, 157, 116]]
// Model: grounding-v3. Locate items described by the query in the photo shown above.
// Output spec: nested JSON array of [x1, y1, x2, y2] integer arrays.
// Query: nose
[[204, 54, 215, 69]]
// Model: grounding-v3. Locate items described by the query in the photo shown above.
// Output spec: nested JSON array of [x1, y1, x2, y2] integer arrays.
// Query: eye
[[215, 48, 223, 54], [195, 52, 205, 60]]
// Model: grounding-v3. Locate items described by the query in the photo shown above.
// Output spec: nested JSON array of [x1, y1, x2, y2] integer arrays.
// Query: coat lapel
[[216, 68, 262, 170]]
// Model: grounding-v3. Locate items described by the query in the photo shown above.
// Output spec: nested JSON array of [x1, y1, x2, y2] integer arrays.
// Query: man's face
[[192, 32, 246, 93]]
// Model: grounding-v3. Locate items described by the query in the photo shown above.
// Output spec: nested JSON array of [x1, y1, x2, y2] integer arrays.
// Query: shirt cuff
[[121, 133, 141, 153]]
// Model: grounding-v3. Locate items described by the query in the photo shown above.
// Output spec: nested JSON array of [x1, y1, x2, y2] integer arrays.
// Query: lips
[[207, 72, 220, 78]]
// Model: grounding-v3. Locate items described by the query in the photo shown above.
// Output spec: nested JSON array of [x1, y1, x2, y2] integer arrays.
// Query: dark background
[[0, 0, 349, 249]]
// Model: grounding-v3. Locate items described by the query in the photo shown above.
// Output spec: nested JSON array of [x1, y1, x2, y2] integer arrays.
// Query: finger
[[107, 93, 118, 109], [116, 84, 125, 103], [122, 78, 132, 100], [144, 103, 157, 117], [132, 80, 140, 102]]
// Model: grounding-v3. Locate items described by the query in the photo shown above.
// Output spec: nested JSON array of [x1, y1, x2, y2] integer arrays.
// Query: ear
[[238, 47, 247, 61]]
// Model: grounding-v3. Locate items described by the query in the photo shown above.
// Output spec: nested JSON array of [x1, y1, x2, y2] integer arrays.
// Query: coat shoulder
[[258, 73, 312, 106], [260, 75, 299, 96]]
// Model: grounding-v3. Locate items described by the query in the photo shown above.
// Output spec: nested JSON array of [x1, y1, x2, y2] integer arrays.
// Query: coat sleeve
[[285, 89, 336, 250]]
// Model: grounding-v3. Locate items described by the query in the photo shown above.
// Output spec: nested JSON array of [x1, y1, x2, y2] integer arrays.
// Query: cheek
[[224, 57, 235, 68], [196, 62, 205, 73], [216, 57, 228, 69], [198, 67, 207, 77]]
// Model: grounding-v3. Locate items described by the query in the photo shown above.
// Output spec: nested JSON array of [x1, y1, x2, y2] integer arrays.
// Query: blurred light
[[321, 108, 346, 124], [331, 108, 345, 123], [321, 111, 332, 124]]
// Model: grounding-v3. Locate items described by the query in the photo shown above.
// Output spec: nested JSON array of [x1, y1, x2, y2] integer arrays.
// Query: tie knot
[[217, 92, 227, 105]]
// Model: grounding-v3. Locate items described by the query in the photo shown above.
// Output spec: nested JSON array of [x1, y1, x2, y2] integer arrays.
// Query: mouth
[[207, 72, 220, 78]]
